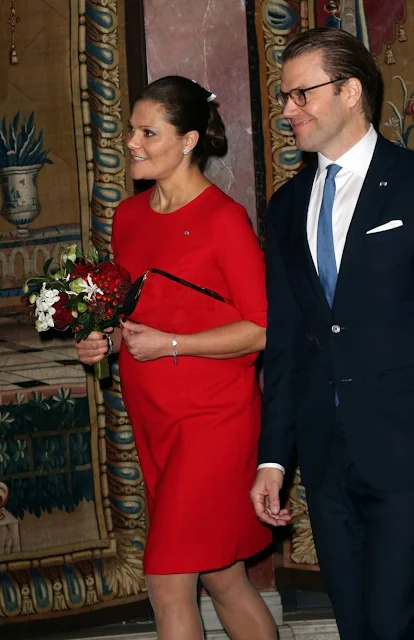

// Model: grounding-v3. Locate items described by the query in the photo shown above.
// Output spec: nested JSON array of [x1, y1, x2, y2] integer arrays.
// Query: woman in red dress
[[75, 76, 289, 640]]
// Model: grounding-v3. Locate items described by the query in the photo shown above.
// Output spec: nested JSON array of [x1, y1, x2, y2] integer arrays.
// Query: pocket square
[[366, 220, 403, 234]]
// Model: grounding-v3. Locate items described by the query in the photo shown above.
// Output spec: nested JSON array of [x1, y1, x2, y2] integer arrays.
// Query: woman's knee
[[201, 562, 248, 601], [146, 573, 198, 613]]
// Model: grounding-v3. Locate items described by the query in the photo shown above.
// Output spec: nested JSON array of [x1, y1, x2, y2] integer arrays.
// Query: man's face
[[281, 51, 354, 158]]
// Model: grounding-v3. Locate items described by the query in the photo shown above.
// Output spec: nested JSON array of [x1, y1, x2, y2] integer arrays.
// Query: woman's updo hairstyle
[[137, 75, 228, 169]]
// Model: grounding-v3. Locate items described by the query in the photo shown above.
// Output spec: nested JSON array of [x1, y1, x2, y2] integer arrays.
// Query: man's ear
[[346, 77, 363, 109]]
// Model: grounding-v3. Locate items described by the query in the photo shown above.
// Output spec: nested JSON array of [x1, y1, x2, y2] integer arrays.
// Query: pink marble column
[[143, 0, 258, 229], [143, 2, 275, 594]]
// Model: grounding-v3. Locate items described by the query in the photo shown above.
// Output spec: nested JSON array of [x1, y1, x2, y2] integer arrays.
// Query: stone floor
[[19, 594, 339, 640], [41, 621, 340, 640], [0, 594, 339, 640]]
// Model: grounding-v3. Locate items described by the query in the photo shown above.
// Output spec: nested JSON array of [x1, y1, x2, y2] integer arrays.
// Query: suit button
[[331, 324, 341, 334]]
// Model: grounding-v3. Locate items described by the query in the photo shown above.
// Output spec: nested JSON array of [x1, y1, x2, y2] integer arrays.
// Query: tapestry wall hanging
[[0, 0, 147, 622]]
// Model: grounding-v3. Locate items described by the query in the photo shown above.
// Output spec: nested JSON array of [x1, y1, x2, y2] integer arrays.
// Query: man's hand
[[250, 468, 291, 527]]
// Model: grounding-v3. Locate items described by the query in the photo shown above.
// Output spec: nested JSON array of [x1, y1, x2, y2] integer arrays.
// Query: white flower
[[34, 283, 60, 332], [35, 283, 60, 309], [72, 274, 104, 301]]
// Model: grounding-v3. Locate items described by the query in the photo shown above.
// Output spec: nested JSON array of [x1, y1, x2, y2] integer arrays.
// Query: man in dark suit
[[251, 27, 414, 640]]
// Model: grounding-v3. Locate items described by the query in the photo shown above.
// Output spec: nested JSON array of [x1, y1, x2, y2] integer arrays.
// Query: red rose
[[53, 292, 74, 329], [71, 261, 94, 279]]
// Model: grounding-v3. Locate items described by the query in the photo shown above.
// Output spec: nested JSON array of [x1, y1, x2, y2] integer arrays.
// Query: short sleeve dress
[[112, 185, 271, 574]]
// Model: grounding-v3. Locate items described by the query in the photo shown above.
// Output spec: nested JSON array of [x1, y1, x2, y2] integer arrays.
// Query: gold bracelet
[[172, 334, 178, 365]]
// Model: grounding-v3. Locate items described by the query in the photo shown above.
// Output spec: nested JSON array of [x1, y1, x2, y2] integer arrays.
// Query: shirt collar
[[316, 124, 378, 180]]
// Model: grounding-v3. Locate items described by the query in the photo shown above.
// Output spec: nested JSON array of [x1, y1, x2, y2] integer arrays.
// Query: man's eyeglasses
[[276, 78, 349, 109]]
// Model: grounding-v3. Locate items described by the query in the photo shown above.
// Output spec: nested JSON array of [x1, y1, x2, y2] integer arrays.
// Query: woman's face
[[126, 99, 191, 181]]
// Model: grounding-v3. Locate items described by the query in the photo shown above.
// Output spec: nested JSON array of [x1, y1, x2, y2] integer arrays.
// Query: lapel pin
[[379, 181, 388, 187]]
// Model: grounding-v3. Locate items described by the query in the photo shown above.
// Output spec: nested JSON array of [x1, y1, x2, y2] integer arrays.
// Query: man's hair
[[282, 28, 382, 123]]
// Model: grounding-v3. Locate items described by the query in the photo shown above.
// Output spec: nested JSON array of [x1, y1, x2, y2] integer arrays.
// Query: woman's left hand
[[121, 319, 171, 362]]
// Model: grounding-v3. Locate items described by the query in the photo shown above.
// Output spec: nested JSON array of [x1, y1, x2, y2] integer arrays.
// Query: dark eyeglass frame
[[276, 78, 349, 109]]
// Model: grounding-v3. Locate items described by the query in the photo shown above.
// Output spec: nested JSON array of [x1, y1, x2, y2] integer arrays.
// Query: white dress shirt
[[259, 125, 378, 475]]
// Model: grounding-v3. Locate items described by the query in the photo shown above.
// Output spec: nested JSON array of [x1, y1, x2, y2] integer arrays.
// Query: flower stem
[[94, 355, 109, 380]]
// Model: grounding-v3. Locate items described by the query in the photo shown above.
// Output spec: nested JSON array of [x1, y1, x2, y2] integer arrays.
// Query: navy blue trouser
[[306, 415, 414, 640]]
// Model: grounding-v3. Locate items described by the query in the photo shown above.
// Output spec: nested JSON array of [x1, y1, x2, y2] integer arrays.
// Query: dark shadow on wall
[[125, 0, 154, 195], [245, 0, 268, 248]]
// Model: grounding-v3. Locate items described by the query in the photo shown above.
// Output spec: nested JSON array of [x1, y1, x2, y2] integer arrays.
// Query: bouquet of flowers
[[24, 244, 131, 379]]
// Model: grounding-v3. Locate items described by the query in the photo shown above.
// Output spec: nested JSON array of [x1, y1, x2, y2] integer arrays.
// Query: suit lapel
[[334, 135, 399, 303], [294, 161, 332, 313]]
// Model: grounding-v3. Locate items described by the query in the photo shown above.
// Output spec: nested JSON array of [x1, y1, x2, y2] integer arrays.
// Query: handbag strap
[[146, 268, 232, 303]]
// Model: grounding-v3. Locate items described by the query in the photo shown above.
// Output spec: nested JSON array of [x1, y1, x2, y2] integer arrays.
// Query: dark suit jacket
[[259, 134, 414, 491]]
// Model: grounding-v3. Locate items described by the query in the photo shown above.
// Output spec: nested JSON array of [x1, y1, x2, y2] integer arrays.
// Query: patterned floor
[[0, 319, 87, 401]]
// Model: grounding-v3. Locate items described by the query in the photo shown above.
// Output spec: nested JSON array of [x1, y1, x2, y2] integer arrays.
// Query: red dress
[[112, 185, 271, 574]]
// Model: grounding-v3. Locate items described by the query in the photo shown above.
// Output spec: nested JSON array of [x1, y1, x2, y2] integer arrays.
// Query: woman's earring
[[183, 148, 189, 155]]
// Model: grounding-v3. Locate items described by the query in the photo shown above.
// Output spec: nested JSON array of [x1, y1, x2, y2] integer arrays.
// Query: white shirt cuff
[[257, 463, 285, 474]]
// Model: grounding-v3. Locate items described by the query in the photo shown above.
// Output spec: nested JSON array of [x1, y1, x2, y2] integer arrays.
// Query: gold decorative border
[[258, 0, 315, 201], [255, 1, 318, 570], [81, 0, 147, 599]]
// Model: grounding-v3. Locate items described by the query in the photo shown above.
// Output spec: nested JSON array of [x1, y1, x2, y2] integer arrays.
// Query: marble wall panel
[[143, 0, 258, 229]]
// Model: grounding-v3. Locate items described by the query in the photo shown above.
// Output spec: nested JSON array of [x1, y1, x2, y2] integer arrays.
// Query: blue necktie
[[317, 163, 341, 308]]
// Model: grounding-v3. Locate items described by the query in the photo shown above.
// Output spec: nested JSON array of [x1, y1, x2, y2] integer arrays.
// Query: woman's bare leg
[[201, 561, 278, 640], [145, 573, 203, 640]]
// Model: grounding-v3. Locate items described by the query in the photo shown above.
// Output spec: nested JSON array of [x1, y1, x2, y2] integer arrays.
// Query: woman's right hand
[[74, 331, 109, 365]]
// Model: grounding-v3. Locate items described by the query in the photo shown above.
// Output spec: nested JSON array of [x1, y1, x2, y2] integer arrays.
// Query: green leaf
[[74, 310, 95, 342], [0, 116, 7, 146], [97, 314, 121, 331], [65, 259, 74, 274], [43, 257, 54, 276], [26, 111, 35, 133], [7, 150, 18, 166], [9, 116, 18, 153], [45, 280, 67, 292], [26, 132, 43, 164], [387, 100, 403, 131], [0, 111, 52, 168], [11, 111, 20, 134]]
